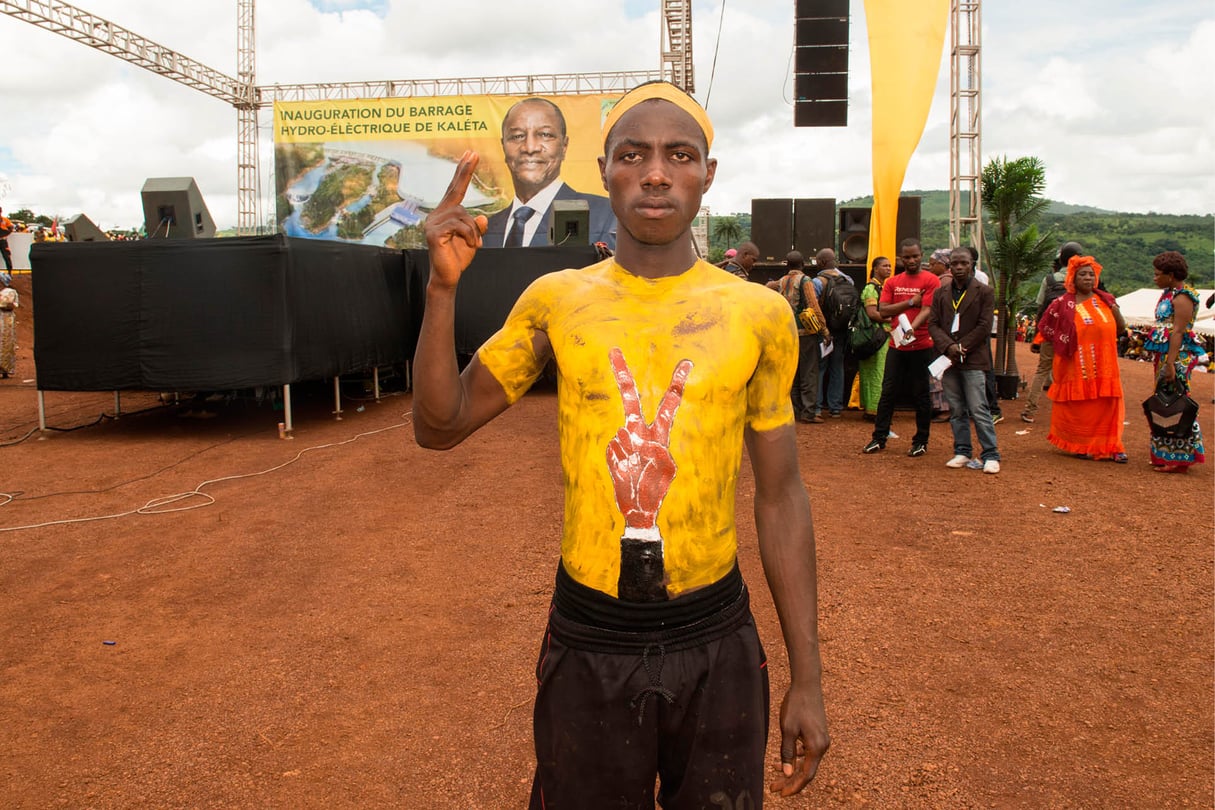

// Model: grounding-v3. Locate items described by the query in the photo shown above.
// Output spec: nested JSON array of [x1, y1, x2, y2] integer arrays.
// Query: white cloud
[[0, 0, 1210, 229]]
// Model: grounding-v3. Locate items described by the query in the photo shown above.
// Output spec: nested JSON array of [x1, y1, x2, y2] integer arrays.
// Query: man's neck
[[614, 236, 699, 280]]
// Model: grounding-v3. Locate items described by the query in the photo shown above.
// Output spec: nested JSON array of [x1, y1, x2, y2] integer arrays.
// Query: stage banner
[[273, 94, 620, 249]]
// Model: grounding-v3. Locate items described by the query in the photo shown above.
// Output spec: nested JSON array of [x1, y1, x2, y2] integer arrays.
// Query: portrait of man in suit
[[483, 98, 616, 248]]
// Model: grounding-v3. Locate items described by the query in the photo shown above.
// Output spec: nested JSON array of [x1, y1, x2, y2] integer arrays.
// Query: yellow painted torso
[[478, 258, 796, 597]]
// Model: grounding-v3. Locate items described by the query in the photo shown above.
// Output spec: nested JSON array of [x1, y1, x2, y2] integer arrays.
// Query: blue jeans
[[941, 368, 1000, 461], [818, 330, 846, 412]]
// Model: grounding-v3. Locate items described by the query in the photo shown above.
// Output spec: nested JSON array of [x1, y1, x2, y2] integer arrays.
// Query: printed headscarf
[[1038, 255, 1116, 358], [1064, 255, 1103, 294]]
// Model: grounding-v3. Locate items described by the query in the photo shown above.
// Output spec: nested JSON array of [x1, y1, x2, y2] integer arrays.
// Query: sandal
[[1153, 464, 1188, 474], [1112, 452, 1128, 464]]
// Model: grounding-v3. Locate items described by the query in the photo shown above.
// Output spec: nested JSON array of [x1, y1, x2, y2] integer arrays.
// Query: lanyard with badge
[[951, 289, 966, 334]]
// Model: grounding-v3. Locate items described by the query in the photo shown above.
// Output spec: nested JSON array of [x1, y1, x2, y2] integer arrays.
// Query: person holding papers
[[927, 247, 1001, 474], [862, 238, 940, 457]]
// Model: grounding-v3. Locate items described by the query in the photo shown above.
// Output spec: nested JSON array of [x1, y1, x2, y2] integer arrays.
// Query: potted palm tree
[[981, 156, 1057, 398]]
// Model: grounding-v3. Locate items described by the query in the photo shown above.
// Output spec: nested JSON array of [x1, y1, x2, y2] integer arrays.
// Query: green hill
[[840, 190, 1119, 219]]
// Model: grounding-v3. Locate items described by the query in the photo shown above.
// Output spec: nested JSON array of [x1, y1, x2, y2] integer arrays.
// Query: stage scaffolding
[[949, 0, 983, 255], [1, 0, 695, 235]]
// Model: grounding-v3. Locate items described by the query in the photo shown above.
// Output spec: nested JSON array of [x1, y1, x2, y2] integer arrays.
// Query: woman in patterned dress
[[1143, 251, 1206, 472]]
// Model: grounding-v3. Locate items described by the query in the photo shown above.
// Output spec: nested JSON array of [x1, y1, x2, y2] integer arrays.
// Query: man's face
[[900, 244, 922, 273], [501, 101, 568, 202], [948, 250, 973, 287], [599, 100, 716, 248]]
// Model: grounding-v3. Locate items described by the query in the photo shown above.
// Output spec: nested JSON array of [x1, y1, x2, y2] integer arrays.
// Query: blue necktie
[[504, 205, 535, 247]]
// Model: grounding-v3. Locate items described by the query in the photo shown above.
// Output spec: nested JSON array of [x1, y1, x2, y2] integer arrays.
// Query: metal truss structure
[[948, 0, 982, 255], [661, 0, 694, 93], [1, 0, 695, 234]]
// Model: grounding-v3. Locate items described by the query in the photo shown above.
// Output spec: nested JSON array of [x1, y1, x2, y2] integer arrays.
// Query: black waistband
[[549, 561, 750, 653]]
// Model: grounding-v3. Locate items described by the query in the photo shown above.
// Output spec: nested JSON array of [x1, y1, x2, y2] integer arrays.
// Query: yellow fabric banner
[[864, 0, 949, 270]]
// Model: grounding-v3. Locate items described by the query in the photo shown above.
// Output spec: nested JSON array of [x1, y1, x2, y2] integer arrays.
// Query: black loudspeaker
[[838, 264, 867, 289], [549, 199, 589, 246], [895, 195, 922, 252], [141, 177, 216, 239], [794, 0, 849, 127], [793, 198, 836, 258], [61, 213, 109, 242], [751, 198, 794, 263], [796, 0, 847, 15], [838, 207, 871, 264], [837, 196, 923, 268]]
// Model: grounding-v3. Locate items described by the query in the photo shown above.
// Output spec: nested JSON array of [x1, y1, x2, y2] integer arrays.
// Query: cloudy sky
[[1, 0, 1211, 230]]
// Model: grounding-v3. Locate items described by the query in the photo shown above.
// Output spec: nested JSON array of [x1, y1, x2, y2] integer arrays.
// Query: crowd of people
[[720, 238, 1206, 475]]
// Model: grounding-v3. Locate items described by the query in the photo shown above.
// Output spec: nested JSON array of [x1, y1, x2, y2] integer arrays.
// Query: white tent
[[1117, 288, 1215, 337]]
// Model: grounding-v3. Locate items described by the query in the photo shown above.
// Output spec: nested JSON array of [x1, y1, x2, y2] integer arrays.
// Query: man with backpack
[[812, 248, 858, 417], [1020, 241, 1082, 423], [769, 251, 831, 422]]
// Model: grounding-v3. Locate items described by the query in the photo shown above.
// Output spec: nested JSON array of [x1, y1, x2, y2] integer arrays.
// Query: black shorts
[[529, 563, 770, 809]]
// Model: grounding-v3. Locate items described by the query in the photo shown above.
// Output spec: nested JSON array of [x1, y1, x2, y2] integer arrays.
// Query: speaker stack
[[837, 196, 922, 283], [751, 197, 838, 277], [794, 0, 850, 127]]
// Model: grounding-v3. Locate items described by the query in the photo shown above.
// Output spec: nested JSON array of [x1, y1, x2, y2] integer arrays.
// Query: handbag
[[847, 284, 888, 360], [794, 274, 824, 333], [1142, 377, 1199, 440]]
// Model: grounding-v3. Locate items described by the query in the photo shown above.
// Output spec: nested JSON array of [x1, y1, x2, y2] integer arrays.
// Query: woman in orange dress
[[1036, 256, 1128, 462]]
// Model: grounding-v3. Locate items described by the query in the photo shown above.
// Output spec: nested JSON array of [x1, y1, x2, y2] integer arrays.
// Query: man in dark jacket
[[927, 247, 1001, 474]]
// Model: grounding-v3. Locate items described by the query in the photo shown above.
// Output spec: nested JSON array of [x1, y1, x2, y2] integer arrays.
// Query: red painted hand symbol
[[606, 348, 694, 530]]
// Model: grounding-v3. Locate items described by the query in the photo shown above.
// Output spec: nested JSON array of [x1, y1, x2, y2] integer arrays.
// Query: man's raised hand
[[424, 150, 489, 290]]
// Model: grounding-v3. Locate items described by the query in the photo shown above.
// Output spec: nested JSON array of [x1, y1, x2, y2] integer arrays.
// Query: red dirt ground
[[1, 271, 1212, 808]]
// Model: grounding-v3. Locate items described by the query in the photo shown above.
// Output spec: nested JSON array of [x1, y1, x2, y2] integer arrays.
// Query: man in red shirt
[[863, 238, 940, 456]]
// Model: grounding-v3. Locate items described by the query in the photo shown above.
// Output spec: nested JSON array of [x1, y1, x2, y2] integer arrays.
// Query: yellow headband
[[602, 82, 714, 151]]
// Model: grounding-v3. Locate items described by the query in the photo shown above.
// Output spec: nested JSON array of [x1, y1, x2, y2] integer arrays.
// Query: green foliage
[[1035, 211, 1213, 296], [712, 215, 744, 249], [981, 156, 1054, 377], [708, 213, 750, 251]]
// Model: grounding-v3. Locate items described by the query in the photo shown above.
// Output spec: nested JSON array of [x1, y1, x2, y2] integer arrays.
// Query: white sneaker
[[983, 459, 1001, 474], [945, 454, 970, 468]]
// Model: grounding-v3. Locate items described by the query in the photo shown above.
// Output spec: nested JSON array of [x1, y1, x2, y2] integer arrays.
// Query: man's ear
[[703, 157, 718, 193], [598, 156, 608, 191]]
